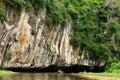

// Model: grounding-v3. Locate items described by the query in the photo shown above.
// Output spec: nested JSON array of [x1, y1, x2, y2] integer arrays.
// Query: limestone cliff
[[0, 8, 105, 69]]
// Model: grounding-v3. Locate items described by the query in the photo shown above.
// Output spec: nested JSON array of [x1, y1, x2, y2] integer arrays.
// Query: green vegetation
[[106, 61, 120, 73], [0, 70, 15, 75], [0, 0, 46, 21], [70, 0, 120, 63], [0, 3, 6, 22], [72, 72, 120, 80], [1, 0, 120, 71], [5, 0, 46, 13], [46, 0, 70, 27], [85, 73, 120, 78]]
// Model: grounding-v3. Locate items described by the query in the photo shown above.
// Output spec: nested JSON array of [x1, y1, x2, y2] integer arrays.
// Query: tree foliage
[[0, 2, 6, 22], [70, 0, 120, 62]]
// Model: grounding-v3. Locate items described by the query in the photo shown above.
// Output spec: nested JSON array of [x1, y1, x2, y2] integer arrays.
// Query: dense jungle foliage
[[0, 0, 120, 68]]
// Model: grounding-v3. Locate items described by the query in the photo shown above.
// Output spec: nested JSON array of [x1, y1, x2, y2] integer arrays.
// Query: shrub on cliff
[[0, 3, 6, 22]]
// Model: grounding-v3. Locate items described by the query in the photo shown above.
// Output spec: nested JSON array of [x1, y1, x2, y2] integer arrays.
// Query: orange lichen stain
[[19, 34, 29, 45], [72, 48, 79, 58]]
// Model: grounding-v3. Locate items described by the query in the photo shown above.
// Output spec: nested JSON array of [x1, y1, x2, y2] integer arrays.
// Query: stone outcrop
[[0, 8, 105, 69]]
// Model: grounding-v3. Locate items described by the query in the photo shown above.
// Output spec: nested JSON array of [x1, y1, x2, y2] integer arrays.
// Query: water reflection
[[0, 73, 86, 80]]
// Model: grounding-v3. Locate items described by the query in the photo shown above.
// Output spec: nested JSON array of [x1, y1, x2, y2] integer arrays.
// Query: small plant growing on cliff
[[7, 50, 13, 60], [0, 3, 6, 22]]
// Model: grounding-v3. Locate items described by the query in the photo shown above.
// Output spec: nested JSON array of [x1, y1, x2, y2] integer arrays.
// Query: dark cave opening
[[5, 65, 106, 73]]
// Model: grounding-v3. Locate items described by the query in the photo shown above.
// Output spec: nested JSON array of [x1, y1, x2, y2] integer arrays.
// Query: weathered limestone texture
[[0, 9, 104, 68]]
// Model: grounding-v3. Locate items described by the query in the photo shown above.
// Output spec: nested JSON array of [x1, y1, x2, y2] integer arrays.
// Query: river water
[[0, 73, 87, 80]]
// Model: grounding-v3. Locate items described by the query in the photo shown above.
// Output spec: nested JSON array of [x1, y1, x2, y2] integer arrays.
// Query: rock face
[[0, 9, 104, 69]]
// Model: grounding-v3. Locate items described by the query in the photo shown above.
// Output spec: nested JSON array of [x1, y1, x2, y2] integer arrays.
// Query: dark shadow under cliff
[[5, 65, 106, 73]]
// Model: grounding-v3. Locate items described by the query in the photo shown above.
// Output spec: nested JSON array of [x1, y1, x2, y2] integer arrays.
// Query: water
[[0, 73, 86, 80]]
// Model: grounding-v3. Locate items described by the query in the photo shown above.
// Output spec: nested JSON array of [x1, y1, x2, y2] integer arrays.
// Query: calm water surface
[[0, 73, 87, 80]]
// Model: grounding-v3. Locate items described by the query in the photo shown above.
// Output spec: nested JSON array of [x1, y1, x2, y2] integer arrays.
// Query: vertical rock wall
[[0, 9, 104, 68]]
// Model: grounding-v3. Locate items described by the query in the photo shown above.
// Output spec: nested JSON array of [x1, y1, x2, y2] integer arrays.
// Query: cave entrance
[[5, 65, 105, 73]]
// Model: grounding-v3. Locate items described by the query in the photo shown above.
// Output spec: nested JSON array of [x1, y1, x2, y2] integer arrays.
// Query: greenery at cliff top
[[1, 0, 120, 69]]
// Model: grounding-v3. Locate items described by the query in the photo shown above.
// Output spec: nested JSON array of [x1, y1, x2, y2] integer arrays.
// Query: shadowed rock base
[[5, 65, 105, 73]]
